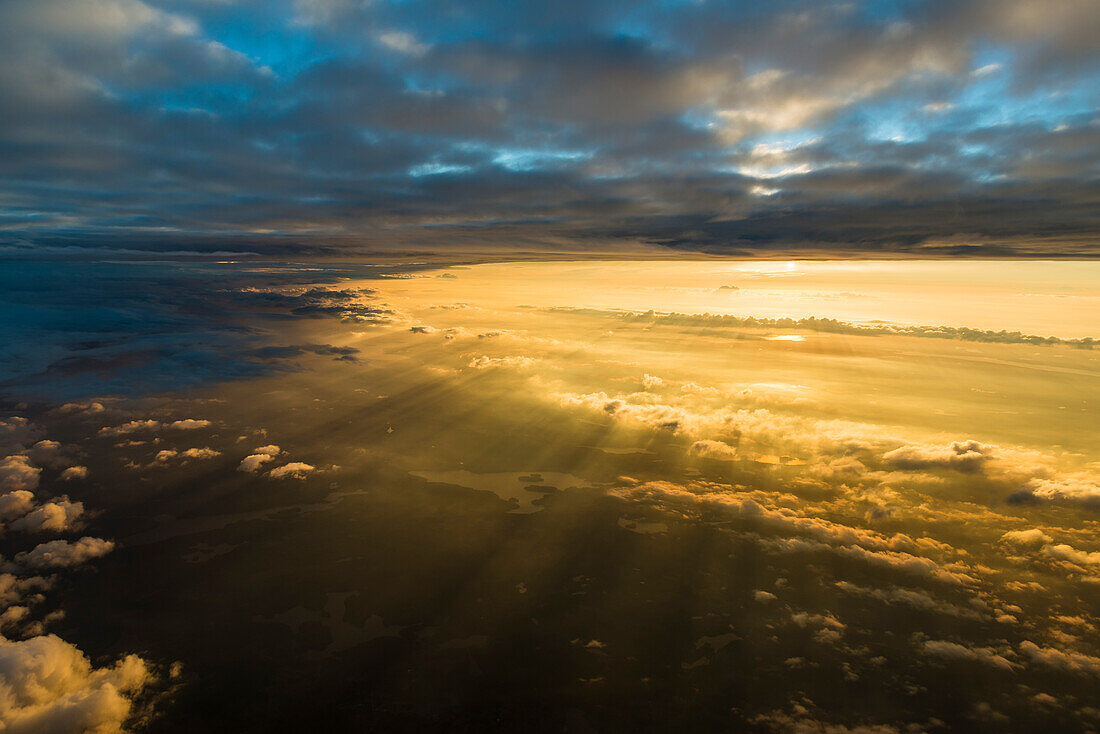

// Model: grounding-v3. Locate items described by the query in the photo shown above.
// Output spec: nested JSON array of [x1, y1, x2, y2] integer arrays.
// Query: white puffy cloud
[[153, 447, 219, 465], [238, 445, 280, 473], [170, 419, 210, 431], [1018, 641, 1100, 676], [0, 633, 155, 734], [0, 574, 52, 608], [0, 457, 40, 493], [9, 500, 84, 534], [882, 440, 995, 473], [467, 355, 536, 369], [557, 389, 883, 451], [1026, 474, 1100, 505], [5, 537, 115, 572], [98, 419, 210, 437], [59, 467, 88, 482], [790, 611, 845, 632], [238, 455, 273, 473], [830, 544, 976, 586], [1042, 544, 1100, 567], [793, 612, 846, 645], [618, 480, 949, 556], [0, 422, 160, 730], [615, 479, 975, 587], [1000, 528, 1053, 547], [921, 639, 1018, 671], [57, 402, 105, 415], [834, 582, 986, 620], [267, 463, 315, 480], [98, 420, 162, 437], [999, 531, 1100, 572], [180, 448, 219, 460], [0, 492, 36, 523]]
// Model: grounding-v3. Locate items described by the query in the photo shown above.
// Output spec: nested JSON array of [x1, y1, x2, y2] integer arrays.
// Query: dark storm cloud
[[0, 0, 1097, 256]]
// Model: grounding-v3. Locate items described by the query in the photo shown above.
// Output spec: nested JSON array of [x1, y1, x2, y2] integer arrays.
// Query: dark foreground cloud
[[0, 0, 1097, 257]]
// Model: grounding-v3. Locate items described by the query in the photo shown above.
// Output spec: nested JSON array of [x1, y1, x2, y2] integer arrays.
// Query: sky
[[2, 3, 1100, 732], [1, 0, 1098, 258]]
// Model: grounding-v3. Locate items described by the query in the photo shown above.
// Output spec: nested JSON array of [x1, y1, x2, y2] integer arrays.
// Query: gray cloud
[[0, 0, 1096, 256]]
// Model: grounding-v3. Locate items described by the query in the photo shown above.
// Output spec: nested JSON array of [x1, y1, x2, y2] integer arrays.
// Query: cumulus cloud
[[1042, 544, 1100, 567], [57, 402, 105, 415], [615, 479, 974, 587], [620, 481, 946, 553], [830, 544, 976, 586], [170, 419, 211, 431], [155, 448, 220, 464], [238, 445, 281, 472], [5, 537, 115, 572], [0, 492, 36, 523], [1018, 641, 1100, 677], [557, 388, 885, 450], [0, 424, 162, 728], [467, 355, 536, 369], [97, 420, 163, 437], [1000, 528, 1053, 547], [267, 462, 315, 480], [8, 500, 84, 534], [59, 466, 89, 482], [0, 573, 51, 609], [834, 582, 985, 620], [999, 530, 1100, 574], [921, 639, 1018, 671], [882, 440, 995, 473], [98, 419, 210, 437], [239, 456, 273, 473], [0, 457, 40, 493], [1025, 475, 1100, 506], [0, 633, 155, 734]]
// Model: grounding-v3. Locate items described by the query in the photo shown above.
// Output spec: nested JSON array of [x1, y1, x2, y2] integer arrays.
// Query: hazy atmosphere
[[1, 1, 1098, 733]]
